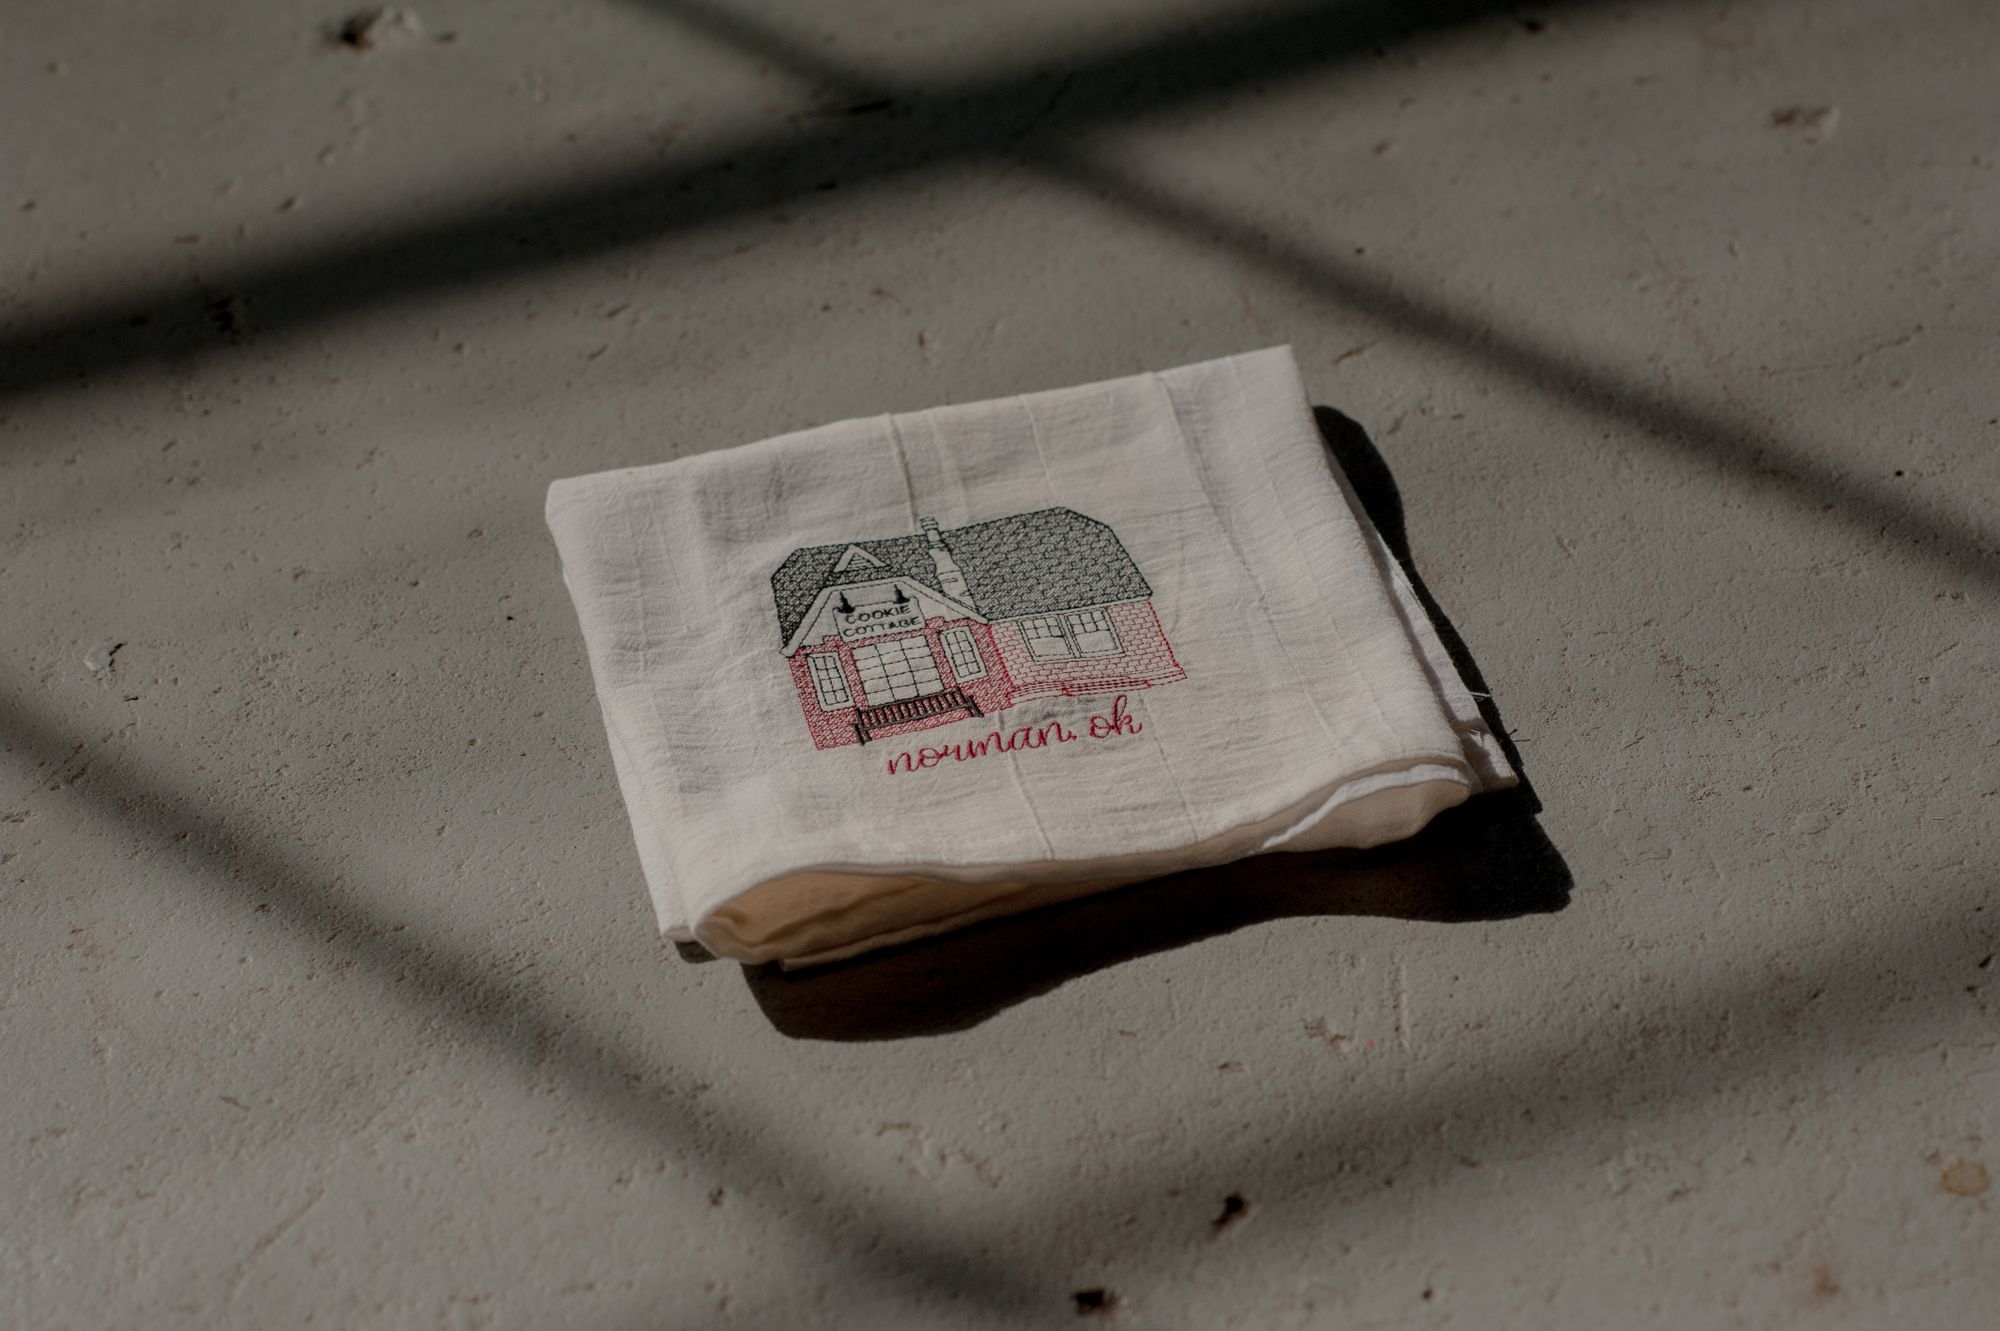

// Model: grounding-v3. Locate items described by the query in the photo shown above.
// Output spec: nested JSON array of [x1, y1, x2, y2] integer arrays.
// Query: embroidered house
[[774, 507, 1186, 749]]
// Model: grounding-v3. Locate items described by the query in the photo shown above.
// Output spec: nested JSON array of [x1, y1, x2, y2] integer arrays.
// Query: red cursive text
[[885, 694, 1143, 775]]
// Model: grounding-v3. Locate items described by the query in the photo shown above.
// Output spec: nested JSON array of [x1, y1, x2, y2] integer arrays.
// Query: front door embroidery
[[852, 636, 944, 705], [771, 507, 1187, 750]]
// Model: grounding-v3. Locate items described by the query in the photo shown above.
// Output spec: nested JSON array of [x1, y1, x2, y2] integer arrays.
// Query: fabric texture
[[546, 346, 1515, 967]]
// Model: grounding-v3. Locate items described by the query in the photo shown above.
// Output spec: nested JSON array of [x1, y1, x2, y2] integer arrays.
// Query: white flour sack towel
[[546, 347, 1515, 967]]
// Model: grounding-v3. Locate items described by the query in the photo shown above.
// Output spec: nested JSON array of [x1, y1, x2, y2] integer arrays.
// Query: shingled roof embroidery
[[771, 507, 1152, 645]]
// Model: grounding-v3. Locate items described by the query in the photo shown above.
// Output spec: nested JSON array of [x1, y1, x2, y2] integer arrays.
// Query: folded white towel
[[546, 347, 1514, 967]]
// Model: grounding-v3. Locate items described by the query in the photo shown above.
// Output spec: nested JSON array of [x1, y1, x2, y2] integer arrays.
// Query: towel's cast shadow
[[729, 407, 1571, 1041]]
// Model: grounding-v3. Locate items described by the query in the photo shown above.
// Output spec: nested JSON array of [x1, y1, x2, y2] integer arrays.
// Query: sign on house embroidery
[[771, 507, 1187, 750]]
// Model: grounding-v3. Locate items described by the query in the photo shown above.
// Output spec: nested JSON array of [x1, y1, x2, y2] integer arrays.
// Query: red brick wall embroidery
[[987, 600, 1186, 701]]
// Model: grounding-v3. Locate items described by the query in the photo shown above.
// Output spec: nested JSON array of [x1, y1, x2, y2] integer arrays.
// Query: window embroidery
[[1065, 606, 1121, 657], [941, 626, 985, 680], [1019, 609, 1121, 660], [853, 636, 944, 705], [807, 652, 851, 709], [1021, 614, 1073, 660]]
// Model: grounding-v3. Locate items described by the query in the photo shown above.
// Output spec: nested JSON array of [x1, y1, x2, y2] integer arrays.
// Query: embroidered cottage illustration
[[773, 507, 1186, 749]]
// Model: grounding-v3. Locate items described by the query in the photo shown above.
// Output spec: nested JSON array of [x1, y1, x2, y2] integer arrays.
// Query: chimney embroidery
[[921, 515, 972, 603]]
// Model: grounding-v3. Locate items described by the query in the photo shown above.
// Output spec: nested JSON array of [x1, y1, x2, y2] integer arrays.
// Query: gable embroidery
[[830, 544, 888, 574]]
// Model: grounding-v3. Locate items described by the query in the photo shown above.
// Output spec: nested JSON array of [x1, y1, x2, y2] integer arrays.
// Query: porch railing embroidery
[[853, 686, 981, 744]]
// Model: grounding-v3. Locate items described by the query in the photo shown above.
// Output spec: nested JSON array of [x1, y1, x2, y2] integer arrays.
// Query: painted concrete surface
[[2, 0, 1994, 1326]]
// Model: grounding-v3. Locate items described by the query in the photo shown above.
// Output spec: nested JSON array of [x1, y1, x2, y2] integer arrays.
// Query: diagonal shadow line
[[610, 0, 880, 91], [1023, 144, 2000, 589], [13, 0, 1988, 1313], [13, 698, 1996, 1327], [614, 0, 1999, 594], [0, 689, 1053, 1322], [724, 880, 1996, 1317], [0, 0, 1629, 406], [469, 1, 1998, 1290], [1111, 883, 1995, 1274]]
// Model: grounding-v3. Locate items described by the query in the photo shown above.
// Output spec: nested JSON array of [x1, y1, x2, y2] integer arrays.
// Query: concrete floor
[[4, 0, 1995, 1326]]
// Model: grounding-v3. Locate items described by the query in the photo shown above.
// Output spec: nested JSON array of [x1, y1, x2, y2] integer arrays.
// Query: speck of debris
[[1519, 17, 1547, 33], [1770, 105, 1839, 143], [1211, 1192, 1250, 1234], [708, 1187, 726, 1207], [84, 642, 125, 673], [334, 6, 424, 52], [1071, 1288, 1117, 1317], [1939, 1157, 1990, 1197], [278, 195, 302, 214], [205, 290, 248, 340], [1303, 1016, 1353, 1054], [845, 98, 897, 115], [1978, 954, 1993, 970]]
